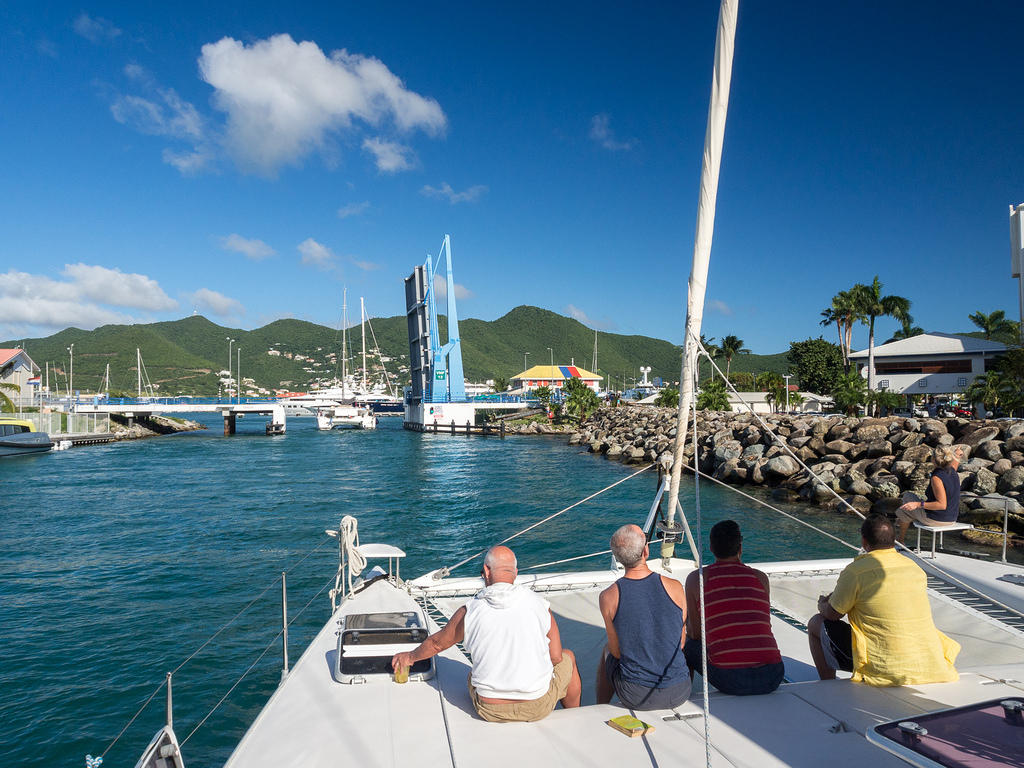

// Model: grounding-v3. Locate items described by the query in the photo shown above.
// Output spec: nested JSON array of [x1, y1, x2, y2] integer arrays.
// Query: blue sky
[[1, 1, 1022, 355]]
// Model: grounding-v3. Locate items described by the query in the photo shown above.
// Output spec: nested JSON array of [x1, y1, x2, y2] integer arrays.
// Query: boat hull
[[0, 433, 53, 457]]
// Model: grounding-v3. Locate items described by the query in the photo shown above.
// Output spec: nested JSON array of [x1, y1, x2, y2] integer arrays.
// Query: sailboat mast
[[341, 289, 348, 400], [361, 297, 367, 392], [137, 348, 142, 398], [666, 0, 739, 530]]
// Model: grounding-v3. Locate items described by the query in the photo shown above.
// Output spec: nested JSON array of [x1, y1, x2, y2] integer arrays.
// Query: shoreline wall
[[568, 406, 1024, 541]]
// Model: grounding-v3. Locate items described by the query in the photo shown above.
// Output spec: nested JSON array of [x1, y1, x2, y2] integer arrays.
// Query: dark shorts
[[605, 654, 691, 710], [820, 619, 854, 673], [683, 638, 785, 696]]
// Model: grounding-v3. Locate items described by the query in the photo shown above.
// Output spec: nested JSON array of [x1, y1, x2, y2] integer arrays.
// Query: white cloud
[[352, 259, 380, 271], [221, 233, 276, 261], [420, 182, 488, 204], [708, 299, 733, 316], [362, 138, 415, 173], [186, 288, 245, 318], [73, 13, 121, 44], [198, 34, 445, 174], [433, 275, 473, 300], [564, 303, 615, 330], [589, 113, 637, 151], [0, 264, 177, 336], [111, 89, 204, 140], [61, 263, 177, 310], [297, 238, 334, 268], [337, 201, 370, 219], [36, 39, 58, 59]]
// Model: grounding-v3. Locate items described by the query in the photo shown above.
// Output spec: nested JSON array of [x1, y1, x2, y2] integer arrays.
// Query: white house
[[0, 348, 40, 407], [848, 333, 1006, 395], [726, 391, 833, 415]]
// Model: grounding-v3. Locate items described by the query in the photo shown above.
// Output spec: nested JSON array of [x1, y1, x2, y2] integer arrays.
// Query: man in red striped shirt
[[684, 520, 785, 695]]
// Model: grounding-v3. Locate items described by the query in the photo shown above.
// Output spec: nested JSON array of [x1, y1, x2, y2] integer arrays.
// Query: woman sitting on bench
[[895, 444, 963, 544]]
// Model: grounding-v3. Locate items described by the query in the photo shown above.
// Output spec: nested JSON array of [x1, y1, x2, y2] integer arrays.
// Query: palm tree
[[699, 334, 720, 358], [696, 378, 730, 411], [852, 276, 911, 391], [491, 376, 509, 393], [831, 373, 867, 416], [0, 382, 20, 413], [821, 289, 862, 371], [719, 335, 750, 380], [968, 310, 1012, 340], [886, 317, 924, 344]]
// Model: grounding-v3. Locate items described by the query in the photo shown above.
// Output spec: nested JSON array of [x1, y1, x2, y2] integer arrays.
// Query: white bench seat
[[913, 521, 974, 558]]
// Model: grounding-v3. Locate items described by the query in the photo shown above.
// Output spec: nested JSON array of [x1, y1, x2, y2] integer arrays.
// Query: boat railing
[[93, 535, 337, 767]]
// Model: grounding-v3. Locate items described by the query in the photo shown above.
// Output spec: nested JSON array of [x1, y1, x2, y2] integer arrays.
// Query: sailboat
[[352, 296, 404, 415], [124, 3, 1024, 767], [314, 290, 378, 431]]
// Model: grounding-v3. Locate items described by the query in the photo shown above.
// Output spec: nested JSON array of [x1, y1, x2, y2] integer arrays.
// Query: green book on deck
[[607, 714, 655, 737]]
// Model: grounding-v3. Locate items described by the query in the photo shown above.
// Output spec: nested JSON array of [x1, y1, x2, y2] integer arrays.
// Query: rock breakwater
[[569, 406, 1024, 540]]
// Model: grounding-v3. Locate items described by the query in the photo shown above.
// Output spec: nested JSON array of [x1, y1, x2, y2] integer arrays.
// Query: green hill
[[5, 306, 792, 395]]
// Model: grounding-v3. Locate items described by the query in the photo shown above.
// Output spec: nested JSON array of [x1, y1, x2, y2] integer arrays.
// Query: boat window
[[0, 425, 9, 436]]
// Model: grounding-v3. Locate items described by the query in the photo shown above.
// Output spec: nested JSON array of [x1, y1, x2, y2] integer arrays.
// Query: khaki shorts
[[468, 656, 572, 723], [896, 504, 954, 528]]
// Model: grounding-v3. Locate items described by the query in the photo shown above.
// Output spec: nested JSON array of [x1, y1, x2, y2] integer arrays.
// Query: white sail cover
[[667, 0, 739, 528]]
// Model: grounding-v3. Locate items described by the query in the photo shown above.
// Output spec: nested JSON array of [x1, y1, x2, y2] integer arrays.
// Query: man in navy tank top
[[683, 520, 784, 695], [596, 524, 692, 710]]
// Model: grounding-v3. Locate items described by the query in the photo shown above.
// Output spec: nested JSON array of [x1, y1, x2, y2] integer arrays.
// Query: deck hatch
[[334, 611, 435, 683]]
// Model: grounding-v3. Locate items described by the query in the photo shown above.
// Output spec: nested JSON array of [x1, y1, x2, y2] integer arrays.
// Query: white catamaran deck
[[223, 555, 1024, 768]]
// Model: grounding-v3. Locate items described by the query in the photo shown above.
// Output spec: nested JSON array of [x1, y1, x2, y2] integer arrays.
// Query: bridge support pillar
[[224, 412, 237, 436]]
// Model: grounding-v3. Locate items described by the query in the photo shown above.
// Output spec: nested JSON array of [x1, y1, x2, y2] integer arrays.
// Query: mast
[[137, 348, 142, 398], [360, 296, 367, 392], [592, 330, 598, 373], [341, 289, 348, 400], [666, 0, 739, 532]]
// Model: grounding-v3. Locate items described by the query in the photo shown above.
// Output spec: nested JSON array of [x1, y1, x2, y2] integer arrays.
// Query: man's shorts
[[468, 656, 572, 723], [820, 619, 854, 673], [682, 638, 785, 696], [605, 654, 691, 710]]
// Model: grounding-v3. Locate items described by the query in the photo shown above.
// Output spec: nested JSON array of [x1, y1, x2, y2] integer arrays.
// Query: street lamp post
[[67, 343, 74, 399], [783, 373, 792, 413], [547, 347, 553, 367], [226, 337, 234, 401], [237, 347, 242, 404], [523, 351, 530, 372]]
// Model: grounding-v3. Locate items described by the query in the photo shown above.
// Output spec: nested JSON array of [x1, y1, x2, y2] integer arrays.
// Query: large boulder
[[765, 455, 801, 479], [864, 440, 893, 458], [968, 493, 1023, 515], [901, 444, 934, 463], [845, 479, 873, 497], [997, 466, 1024, 494], [1004, 435, 1024, 453], [972, 468, 998, 496], [713, 440, 743, 463], [1003, 421, 1024, 440], [742, 443, 765, 460], [992, 458, 1013, 476], [827, 424, 852, 441], [973, 440, 1005, 463], [961, 426, 1001, 449], [898, 432, 925, 449], [856, 423, 890, 442]]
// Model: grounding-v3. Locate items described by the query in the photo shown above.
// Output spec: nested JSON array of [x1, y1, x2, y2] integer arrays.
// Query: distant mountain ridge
[[4, 306, 791, 395]]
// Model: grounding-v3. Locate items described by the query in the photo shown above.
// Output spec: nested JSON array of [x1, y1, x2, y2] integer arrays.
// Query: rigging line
[[98, 679, 166, 759], [691, 347, 712, 768], [691, 334, 1024, 622], [170, 536, 331, 676], [520, 549, 613, 571], [680, 464, 861, 553], [364, 309, 397, 397], [416, 594, 461, 768], [440, 463, 654, 576], [180, 629, 284, 746], [182, 571, 336, 747]]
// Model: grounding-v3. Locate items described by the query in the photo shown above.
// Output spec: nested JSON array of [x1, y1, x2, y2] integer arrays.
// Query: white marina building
[[848, 332, 1006, 395]]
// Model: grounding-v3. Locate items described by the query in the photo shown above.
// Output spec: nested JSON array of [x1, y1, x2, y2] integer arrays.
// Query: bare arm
[[391, 606, 466, 670], [546, 610, 564, 665], [598, 584, 621, 658], [684, 570, 701, 640], [818, 593, 843, 622]]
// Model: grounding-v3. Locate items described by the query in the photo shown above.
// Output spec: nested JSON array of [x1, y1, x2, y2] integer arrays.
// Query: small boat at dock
[[0, 418, 54, 457]]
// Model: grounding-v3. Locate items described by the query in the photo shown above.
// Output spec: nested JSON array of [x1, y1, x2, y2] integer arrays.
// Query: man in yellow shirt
[[807, 514, 960, 686]]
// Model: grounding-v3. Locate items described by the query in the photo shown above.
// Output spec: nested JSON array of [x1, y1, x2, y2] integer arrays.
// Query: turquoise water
[[0, 415, 863, 767]]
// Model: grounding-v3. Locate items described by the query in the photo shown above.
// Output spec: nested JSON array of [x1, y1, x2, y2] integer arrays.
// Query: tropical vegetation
[[563, 378, 600, 422], [0, 381, 19, 412], [830, 373, 868, 416], [968, 309, 1014, 340], [491, 376, 509, 393], [850, 276, 911, 391], [654, 388, 679, 408], [787, 338, 843, 395], [696, 378, 730, 411], [718, 335, 750, 380], [819, 289, 862, 371], [885, 317, 924, 343]]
